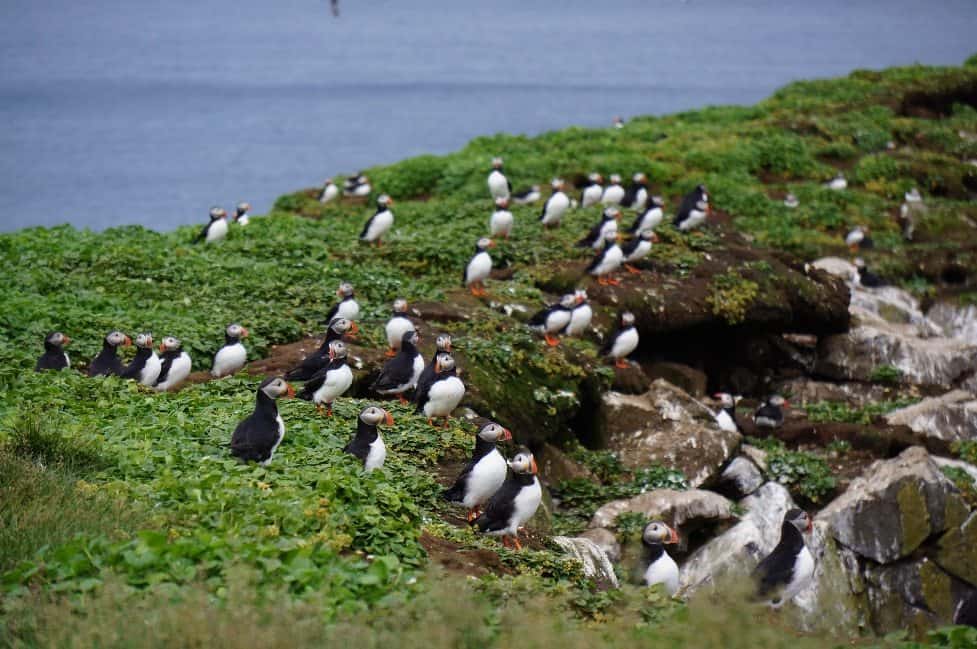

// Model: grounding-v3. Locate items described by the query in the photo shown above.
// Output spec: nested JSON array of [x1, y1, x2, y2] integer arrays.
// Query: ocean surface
[[1, 0, 975, 232]]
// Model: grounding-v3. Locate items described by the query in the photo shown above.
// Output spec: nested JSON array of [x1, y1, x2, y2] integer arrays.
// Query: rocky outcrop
[[863, 557, 972, 635], [884, 391, 977, 445], [536, 443, 595, 484], [578, 528, 621, 563], [850, 286, 941, 335], [775, 377, 908, 408], [928, 302, 977, 346], [589, 489, 735, 535], [599, 380, 741, 487], [717, 456, 764, 498], [935, 512, 977, 588], [552, 536, 619, 589]]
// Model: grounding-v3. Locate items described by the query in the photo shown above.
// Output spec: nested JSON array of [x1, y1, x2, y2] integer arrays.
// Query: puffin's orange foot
[[597, 277, 609, 286], [615, 359, 630, 369], [427, 417, 434, 426], [326, 406, 334, 417], [625, 264, 641, 274], [398, 394, 408, 405], [512, 535, 523, 551], [544, 334, 560, 347], [466, 507, 481, 523], [606, 277, 621, 286]]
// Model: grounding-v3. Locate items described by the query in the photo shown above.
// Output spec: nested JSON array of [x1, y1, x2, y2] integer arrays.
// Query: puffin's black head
[[44, 331, 71, 349], [209, 206, 226, 221], [105, 331, 132, 348], [328, 339, 348, 360], [508, 447, 538, 475], [402, 330, 419, 349], [785, 508, 812, 534], [491, 156, 503, 170], [236, 202, 250, 216], [376, 194, 393, 210], [477, 421, 512, 443], [133, 332, 153, 349], [602, 207, 621, 222], [336, 282, 355, 298], [259, 376, 294, 400], [620, 311, 636, 327], [475, 237, 494, 253], [435, 334, 452, 353], [328, 317, 358, 337], [226, 323, 249, 340], [642, 520, 679, 547], [393, 298, 408, 314], [359, 405, 394, 427], [434, 352, 455, 374]]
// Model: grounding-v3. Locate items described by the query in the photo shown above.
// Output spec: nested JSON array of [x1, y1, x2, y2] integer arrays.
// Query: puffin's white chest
[[592, 245, 623, 276], [410, 354, 425, 389], [601, 185, 624, 205], [565, 304, 593, 336], [313, 364, 353, 404], [463, 449, 507, 508], [625, 239, 652, 263], [336, 299, 360, 322], [236, 214, 250, 226], [507, 478, 542, 533], [582, 185, 602, 208], [636, 207, 663, 233], [385, 316, 415, 349], [365, 434, 386, 471], [465, 251, 492, 285], [545, 309, 573, 334], [262, 415, 286, 466], [212, 342, 247, 377], [595, 221, 618, 249], [541, 192, 569, 225], [139, 352, 162, 386], [155, 352, 192, 391], [490, 209, 513, 237], [363, 210, 393, 241], [206, 218, 228, 242], [424, 375, 466, 417], [776, 545, 815, 607], [634, 187, 649, 211], [679, 209, 707, 231], [487, 170, 509, 199], [320, 184, 339, 203], [350, 183, 372, 197], [609, 328, 639, 360], [643, 551, 679, 595], [715, 409, 739, 433]]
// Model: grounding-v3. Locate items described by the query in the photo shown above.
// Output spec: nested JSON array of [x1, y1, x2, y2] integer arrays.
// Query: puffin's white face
[[492, 157, 503, 169], [209, 206, 226, 220], [106, 331, 131, 347], [378, 195, 393, 208], [236, 202, 250, 213], [329, 317, 354, 335], [226, 323, 248, 339], [260, 376, 294, 400], [159, 336, 181, 352], [642, 521, 679, 545], [714, 392, 737, 408], [604, 207, 621, 221], [46, 331, 71, 347], [134, 332, 153, 349], [328, 340, 347, 360], [610, 174, 622, 184], [360, 405, 394, 427], [436, 334, 452, 352], [621, 312, 636, 327], [695, 200, 708, 211], [786, 508, 812, 534], [768, 394, 787, 408], [476, 237, 493, 251], [588, 172, 600, 183], [551, 178, 564, 190], [337, 282, 354, 297], [633, 173, 646, 183], [508, 449, 538, 475], [559, 294, 577, 309], [477, 422, 512, 443], [494, 198, 508, 209], [434, 352, 455, 373], [403, 330, 419, 347], [393, 298, 408, 313], [575, 289, 588, 303], [652, 196, 664, 207]]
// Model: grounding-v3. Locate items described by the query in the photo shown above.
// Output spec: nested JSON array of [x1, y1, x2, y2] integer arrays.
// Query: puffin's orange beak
[[241, 328, 249, 338], [336, 288, 343, 296], [158, 343, 166, 352], [62, 336, 72, 346], [530, 457, 538, 475], [501, 428, 512, 441], [123, 336, 132, 347], [434, 360, 441, 373], [488, 240, 496, 248], [349, 322, 360, 335], [285, 383, 296, 399], [806, 516, 813, 533], [328, 349, 335, 360], [652, 233, 660, 243], [667, 527, 680, 544], [384, 411, 394, 426]]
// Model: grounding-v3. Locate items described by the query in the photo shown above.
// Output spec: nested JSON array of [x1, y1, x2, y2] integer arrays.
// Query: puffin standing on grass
[[602, 312, 639, 369], [154, 336, 192, 392], [754, 395, 788, 429], [344, 174, 371, 197], [343, 405, 394, 472], [229, 376, 294, 466], [463, 237, 494, 297], [489, 198, 514, 238], [622, 172, 649, 211], [642, 521, 680, 595], [675, 184, 708, 219], [284, 317, 357, 381], [298, 340, 353, 416], [826, 173, 847, 191], [88, 331, 131, 377], [416, 353, 465, 427], [487, 157, 511, 200], [586, 230, 624, 285], [713, 392, 742, 433], [360, 194, 394, 247], [753, 508, 815, 607], [233, 202, 251, 226], [324, 282, 360, 324], [384, 299, 415, 356], [576, 207, 620, 250], [601, 174, 625, 206], [539, 179, 570, 228], [414, 334, 452, 409], [120, 333, 161, 386], [580, 173, 604, 208], [36, 331, 71, 372], [564, 290, 593, 337], [319, 178, 339, 203], [621, 230, 657, 273], [444, 421, 512, 521], [470, 447, 542, 550], [845, 226, 873, 253], [511, 185, 541, 205], [196, 206, 228, 243], [628, 196, 665, 234], [528, 293, 576, 347], [211, 323, 249, 378], [372, 330, 424, 403]]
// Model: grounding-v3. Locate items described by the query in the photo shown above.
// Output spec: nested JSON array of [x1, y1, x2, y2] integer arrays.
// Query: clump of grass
[[745, 438, 835, 506], [869, 365, 903, 385], [804, 399, 918, 424], [3, 409, 105, 472], [706, 271, 759, 325]]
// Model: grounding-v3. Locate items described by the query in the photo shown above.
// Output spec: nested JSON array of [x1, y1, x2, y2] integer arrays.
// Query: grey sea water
[[1, 0, 975, 232]]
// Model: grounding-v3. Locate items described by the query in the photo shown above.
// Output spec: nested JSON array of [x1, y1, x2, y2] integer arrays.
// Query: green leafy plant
[[706, 271, 759, 325], [870, 365, 903, 385]]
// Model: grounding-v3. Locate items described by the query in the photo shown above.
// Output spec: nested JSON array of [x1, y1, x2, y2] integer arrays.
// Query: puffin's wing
[[322, 301, 340, 324], [284, 350, 324, 381], [343, 433, 371, 462], [538, 196, 551, 221], [576, 222, 601, 248], [507, 178, 512, 192], [443, 458, 477, 502], [194, 223, 209, 243], [528, 304, 556, 327], [372, 354, 413, 392], [413, 363, 436, 410], [155, 355, 174, 385], [620, 236, 640, 257], [359, 214, 375, 240], [585, 248, 606, 274], [753, 547, 794, 597], [230, 414, 273, 462], [471, 478, 519, 532], [600, 329, 620, 355]]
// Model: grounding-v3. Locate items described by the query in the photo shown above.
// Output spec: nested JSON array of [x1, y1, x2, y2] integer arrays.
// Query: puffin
[[344, 173, 371, 197], [324, 282, 360, 324], [539, 179, 570, 228], [298, 339, 353, 416], [35, 331, 71, 372], [211, 323, 249, 378], [120, 332, 161, 386], [195, 206, 228, 243], [414, 334, 452, 409], [154, 336, 192, 392], [754, 395, 789, 429], [359, 194, 394, 247], [713, 392, 742, 433], [470, 447, 542, 550], [753, 508, 815, 607], [641, 521, 680, 595], [955, 591, 977, 627], [384, 298, 416, 356], [674, 199, 709, 232], [371, 330, 424, 403], [463, 237, 494, 297], [675, 184, 708, 221], [229, 376, 294, 466], [826, 173, 847, 191], [319, 178, 339, 203], [601, 174, 625, 206], [88, 331, 131, 377], [487, 157, 511, 200], [233, 202, 251, 226], [511, 185, 541, 205], [416, 352, 465, 426], [576, 207, 620, 250], [528, 293, 576, 347], [489, 198, 514, 238], [284, 317, 357, 381], [612, 116, 625, 129], [621, 230, 657, 273], [443, 420, 512, 521], [621, 172, 649, 211], [905, 187, 922, 204], [783, 193, 799, 209], [628, 196, 665, 234], [845, 226, 873, 253], [580, 173, 604, 208], [564, 290, 593, 337], [586, 230, 624, 285], [602, 311, 639, 369], [343, 405, 394, 472], [854, 258, 885, 288]]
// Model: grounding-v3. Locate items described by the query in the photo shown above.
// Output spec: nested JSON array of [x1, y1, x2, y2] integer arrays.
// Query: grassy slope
[[2, 59, 977, 647]]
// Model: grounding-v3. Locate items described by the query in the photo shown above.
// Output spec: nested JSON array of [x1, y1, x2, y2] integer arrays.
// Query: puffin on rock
[[563, 289, 593, 337], [754, 395, 788, 429], [674, 184, 708, 223], [36, 331, 71, 372], [298, 339, 353, 416], [621, 230, 657, 273], [601, 174, 625, 206], [444, 421, 512, 521], [586, 230, 624, 285], [154, 336, 192, 392], [753, 508, 815, 607], [416, 352, 465, 426], [229, 376, 294, 466], [120, 332, 161, 386], [88, 331, 131, 377], [628, 196, 664, 235], [196, 206, 228, 244], [413, 334, 452, 410], [674, 199, 709, 232], [463, 237, 494, 297], [642, 520, 680, 595], [845, 226, 873, 253], [470, 447, 542, 550], [284, 317, 357, 381], [602, 311, 639, 369], [372, 330, 424, 403], [211, 323, 249, 378], [344, 405, 393, 472], [360, 195, 395, 247], [528, 293, 576, 347], [854, 258, 885, 288], [384, 298, 415, 356], [713, 392, 742, 433]]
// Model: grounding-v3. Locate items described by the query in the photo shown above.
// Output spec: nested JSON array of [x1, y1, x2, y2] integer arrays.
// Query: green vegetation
[[953, 440, 977, 466], [746, 438, 836, 505], [804, 398, 920, 424], [870, 365, 904, 385], [706, 270, 760, 325]]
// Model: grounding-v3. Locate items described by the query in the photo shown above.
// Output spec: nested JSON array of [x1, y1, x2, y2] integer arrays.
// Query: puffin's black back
[[36, 338, 68, 372], [285, 327, 344, 380], [414, 364, 456, 414], [413, 351, 441, 409], [753, 518, 806, 597], [88, 340, 124, 377], [619, 234, 644, 258], [371, 338, 417, 392], [155, 349, 182, 385], [120, 346, 152, 379], [443, 435, 498, 502], [673, 187, 703, 226], [585, 245, 612, 274], [754, 402, 783, 424], [600, 323, 632, 355], [229, 386, 281, 463], [470, 471, 535, 533], [297, 356, 348, 400], [343, 418, 377, 463]]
